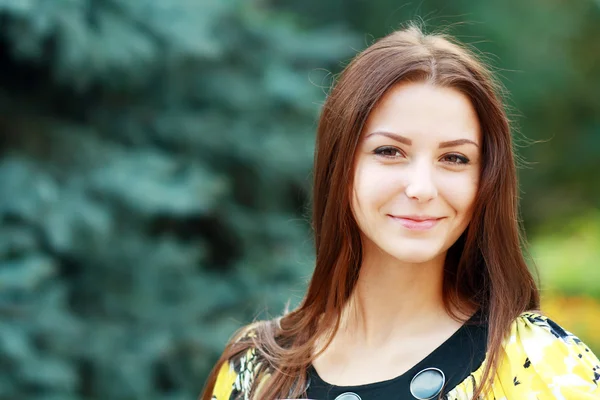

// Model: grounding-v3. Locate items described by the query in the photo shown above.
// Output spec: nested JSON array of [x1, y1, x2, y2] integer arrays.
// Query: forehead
[[362, 81, 481, 143]]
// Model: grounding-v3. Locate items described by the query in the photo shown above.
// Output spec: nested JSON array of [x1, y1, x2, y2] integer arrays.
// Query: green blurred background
[[0, 0, 598, 399]]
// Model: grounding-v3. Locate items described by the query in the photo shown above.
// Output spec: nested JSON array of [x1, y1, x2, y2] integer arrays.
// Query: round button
[[409, 367, 445, 399], [334, 393, 362, 400]]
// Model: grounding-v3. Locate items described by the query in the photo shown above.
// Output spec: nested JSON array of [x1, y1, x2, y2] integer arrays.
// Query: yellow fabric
[[211, 347, 265, 400], [210, 312, 600, 399], [211, 361, 238, 400]]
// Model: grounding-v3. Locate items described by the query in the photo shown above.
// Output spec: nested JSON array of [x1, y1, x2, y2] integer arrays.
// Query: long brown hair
[[201, 22, 540, 400]]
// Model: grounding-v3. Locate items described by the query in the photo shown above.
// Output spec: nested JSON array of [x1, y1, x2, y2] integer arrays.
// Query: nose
[[404, 158, 438, 203]]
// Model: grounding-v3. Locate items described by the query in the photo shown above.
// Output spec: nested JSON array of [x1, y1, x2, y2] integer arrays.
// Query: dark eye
[[374, 146, 403, 158], [442, 154, 470, 165]]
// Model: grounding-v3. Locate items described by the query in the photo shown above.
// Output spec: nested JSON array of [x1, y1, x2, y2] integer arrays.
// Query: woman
[[201, 24, 600, 400]]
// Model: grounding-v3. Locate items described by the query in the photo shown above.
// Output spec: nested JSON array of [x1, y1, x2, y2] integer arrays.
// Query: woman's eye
[[374, 146, 403, 158], [442, 154, 470, 165]]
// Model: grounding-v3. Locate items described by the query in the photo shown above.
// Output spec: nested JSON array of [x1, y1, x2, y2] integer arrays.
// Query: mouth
[[388, 215, 444, 230]]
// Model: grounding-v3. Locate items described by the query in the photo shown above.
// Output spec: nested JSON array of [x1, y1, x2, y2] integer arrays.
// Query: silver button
[[409, 367, 445, 399], [334, 393, 361, 400]]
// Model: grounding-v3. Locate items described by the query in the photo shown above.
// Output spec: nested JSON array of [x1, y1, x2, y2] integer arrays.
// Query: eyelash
[[373, 146, 471, 165]]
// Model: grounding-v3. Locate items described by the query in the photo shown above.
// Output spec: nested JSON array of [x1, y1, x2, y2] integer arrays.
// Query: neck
[[340, 245, 451, 347]]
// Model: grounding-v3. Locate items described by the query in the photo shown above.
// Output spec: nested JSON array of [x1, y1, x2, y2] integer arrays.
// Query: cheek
[[353, 163, 399, 211], [438, 173, 479, 215]]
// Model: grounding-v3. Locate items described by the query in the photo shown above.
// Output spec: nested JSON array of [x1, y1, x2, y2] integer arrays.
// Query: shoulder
[[210, 321, 272, 400], [497, 311, 600, 398], [504, 311, 597, 360]]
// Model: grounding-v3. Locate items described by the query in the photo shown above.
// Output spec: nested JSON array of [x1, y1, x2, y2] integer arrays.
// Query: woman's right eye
[[374, 146, 403, 158]]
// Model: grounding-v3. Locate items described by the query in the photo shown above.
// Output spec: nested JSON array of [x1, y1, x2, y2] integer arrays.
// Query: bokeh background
[[0, 1, 598, 399]]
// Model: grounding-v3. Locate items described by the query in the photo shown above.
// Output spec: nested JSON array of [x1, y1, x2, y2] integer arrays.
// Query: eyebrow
[[365, 131, 479, 148]]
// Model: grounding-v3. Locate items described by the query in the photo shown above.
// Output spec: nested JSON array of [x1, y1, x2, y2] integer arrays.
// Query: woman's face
[[351, 81, 481, 265]]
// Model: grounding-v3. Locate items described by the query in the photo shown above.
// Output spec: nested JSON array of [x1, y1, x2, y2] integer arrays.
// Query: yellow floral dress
[[209, 312, 600, 399]]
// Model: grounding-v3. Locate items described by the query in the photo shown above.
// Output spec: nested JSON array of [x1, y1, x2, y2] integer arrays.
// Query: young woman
[[201, 24, 600, 400]]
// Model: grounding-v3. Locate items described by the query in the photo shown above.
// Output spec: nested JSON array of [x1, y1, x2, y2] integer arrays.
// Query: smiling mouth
[[388, 215, 444, 230]]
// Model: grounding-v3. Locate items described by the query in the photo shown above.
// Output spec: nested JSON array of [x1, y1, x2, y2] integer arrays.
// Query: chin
[[390, 251, 440, 265], [384, 241, 446, 265]]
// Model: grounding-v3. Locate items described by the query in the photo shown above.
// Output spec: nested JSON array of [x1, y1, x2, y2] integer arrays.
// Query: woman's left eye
[[441, 154, 470, 164]]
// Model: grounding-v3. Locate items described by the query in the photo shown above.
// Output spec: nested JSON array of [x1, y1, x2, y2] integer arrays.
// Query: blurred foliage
[[531, 210, 600, 298], [531, 209, 600, 353], [0, 0, 357, 398], [0, 0, 598, 399]]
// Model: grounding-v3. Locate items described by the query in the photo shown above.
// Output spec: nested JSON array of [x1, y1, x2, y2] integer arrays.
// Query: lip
[[388, 215, 444, 230]]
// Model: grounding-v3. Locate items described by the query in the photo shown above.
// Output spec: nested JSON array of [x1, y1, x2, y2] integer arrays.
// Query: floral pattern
[[211, 347, 265, 400]]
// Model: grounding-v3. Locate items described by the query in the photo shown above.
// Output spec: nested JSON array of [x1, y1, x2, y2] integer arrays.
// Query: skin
[[312, 81, 482, 386]]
